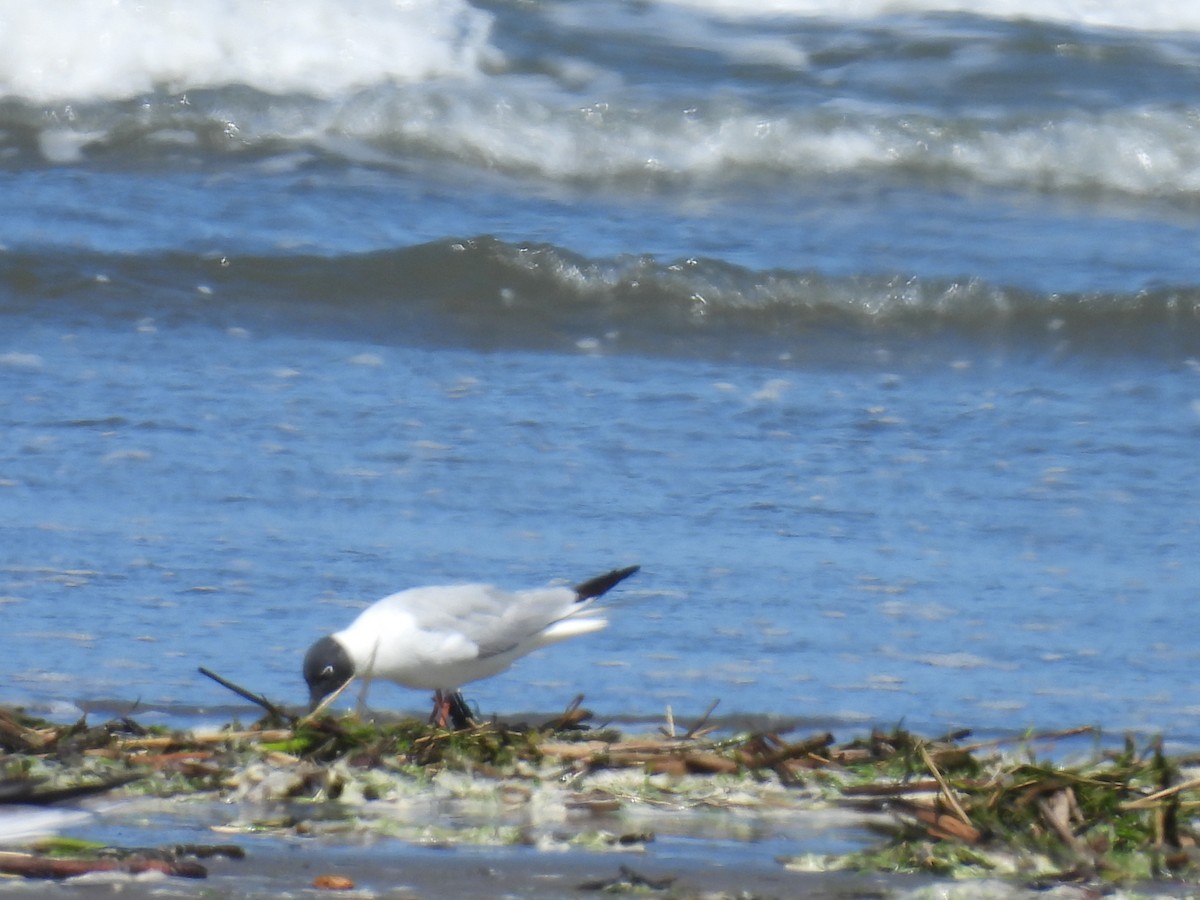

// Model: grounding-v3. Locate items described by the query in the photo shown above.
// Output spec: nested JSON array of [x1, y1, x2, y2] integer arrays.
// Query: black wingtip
[[574, 564, 640, 601]]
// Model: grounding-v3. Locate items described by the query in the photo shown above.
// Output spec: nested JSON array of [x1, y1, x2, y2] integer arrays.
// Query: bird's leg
[[430, 690, 451, 728], [447, 691, 475, 730], [428, 691, 474, 729]]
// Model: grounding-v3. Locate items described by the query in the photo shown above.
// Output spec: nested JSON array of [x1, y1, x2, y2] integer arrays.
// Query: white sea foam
[[661, 0, 1200, 33], [0, 808, 93, 843], [0, 0, 496, 103], [329, 93, 1200, 201], [2, 1, 1196, 205]]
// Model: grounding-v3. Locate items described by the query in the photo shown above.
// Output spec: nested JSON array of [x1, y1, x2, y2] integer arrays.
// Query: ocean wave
[[344, 103, 1200, 202], [10, 91, 1199, 207], [0, 0, 494, 104], [661, 0, 1200, 33], [4, 0, 1197, 208], [4, 240, 1198, 362], [1, 0, 1194, 117]]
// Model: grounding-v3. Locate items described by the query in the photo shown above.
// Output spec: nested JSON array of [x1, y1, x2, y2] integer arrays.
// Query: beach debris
[[0, 771, 143, 805], [579, 863, 676, 892], [198, 666, 296, 725], [313, 873, 356, 890], [4, 697, 1200, 888], [0, 708, 54, 752], [0, 841, 241, 880], [814, 727, 1200, 883]]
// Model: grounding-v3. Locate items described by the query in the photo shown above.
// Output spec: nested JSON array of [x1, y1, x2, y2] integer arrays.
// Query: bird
[[303, 565, 640, 727]]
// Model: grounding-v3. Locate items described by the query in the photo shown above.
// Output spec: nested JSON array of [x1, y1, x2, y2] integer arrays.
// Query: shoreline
[[0, 836, 939, 899], [3, 708, 1200, 898]]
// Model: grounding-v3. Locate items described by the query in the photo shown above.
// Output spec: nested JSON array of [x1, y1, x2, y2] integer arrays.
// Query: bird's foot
[[430, 690, 476, 730]]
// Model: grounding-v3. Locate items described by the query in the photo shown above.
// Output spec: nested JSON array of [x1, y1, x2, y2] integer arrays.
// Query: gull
[[303, 565, 639, 726]]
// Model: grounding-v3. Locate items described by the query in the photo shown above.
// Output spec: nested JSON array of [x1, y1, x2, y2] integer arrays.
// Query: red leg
[[429, 690, 451, 728]]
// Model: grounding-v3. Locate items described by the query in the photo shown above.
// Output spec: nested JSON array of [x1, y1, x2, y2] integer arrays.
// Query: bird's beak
[[308, 674, 354, 714]]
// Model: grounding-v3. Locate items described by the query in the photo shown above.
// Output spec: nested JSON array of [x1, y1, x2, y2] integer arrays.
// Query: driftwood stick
[[842, 778, 944, 797], [197, 667, 295, 724], [956, 725, 1097, 754], [559, 694, 585, 718], [919, 742, 973, 829], [1121, 774, 1200, 810], [545, 694, 589, 731], [893, 799, 983, 844], [0, 851, 207, 880], [0, 709, 53, 752], [685, 699, 721, 739], [749, 732, 835, 769], [105, 729, 295, 752], [0, 773, 143, 806], [1038, 789, 1100, 869]]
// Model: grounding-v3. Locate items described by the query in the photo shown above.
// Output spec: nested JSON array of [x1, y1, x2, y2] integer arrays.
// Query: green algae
[[5, 704, 1200, 888]]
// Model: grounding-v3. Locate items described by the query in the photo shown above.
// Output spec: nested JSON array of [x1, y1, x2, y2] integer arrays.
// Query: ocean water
[[1, 0, 1199, 743]]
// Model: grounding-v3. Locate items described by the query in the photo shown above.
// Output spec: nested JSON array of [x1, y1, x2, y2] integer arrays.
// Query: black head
[[303, 635, 354, 710]]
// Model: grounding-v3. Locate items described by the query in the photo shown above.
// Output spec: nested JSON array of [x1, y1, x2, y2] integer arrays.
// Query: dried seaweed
[[4, 696, 1200, 887]]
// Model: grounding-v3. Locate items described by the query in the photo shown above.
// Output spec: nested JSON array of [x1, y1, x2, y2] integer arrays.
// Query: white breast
[[333, 582, 608, 691]]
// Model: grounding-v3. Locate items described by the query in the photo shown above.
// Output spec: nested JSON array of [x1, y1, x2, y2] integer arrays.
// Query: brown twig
[[107, 729, 294, 751], [197, 667, 295, 725], [685, 699, 721, 739], [0, 773, 143, 806], [0, 709, 54, 752], [1121, 775, 1200, 810], [1038, 788, 1100, 870], [892, 799, 983, 843], [919, 742, 973, 829], [0, 851, 207, 880], [545, 694, 590, 731], [956, 725, 1097, 755], [747, 732, 835, 770]]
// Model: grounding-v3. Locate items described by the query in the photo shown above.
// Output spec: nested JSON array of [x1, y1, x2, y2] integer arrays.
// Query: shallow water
[[1, 0, 1199, 743]]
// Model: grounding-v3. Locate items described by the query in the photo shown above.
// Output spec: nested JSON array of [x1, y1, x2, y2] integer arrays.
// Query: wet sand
[[7, 836, 1190, 899], [3, 711, 1197, 899], [0, 794, 889, 898], [0, 834, 926, 899], [0, 795, 1178, 900]]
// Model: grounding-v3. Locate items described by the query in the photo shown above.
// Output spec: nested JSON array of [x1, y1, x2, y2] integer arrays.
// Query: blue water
[[1, 0, 1199, 744]]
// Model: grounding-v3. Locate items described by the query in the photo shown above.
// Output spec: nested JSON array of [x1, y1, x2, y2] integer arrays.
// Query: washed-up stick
[[747, 732, 834, 770], [685, 699, 721, 739], [109, 730, 294, 751], [659, 699, 720, 740], [198, 667, 295, 725], [0, 773, 143, 806], [545, 694, 590, 731], [956, 725, 1097, 755], [891, 799, 983, 844], [0, 851, 207, 880], [660, 705, 676, 738], [0, 709, 54, 751], [1038, 789, 1099, 870], [1121, 774, 1200, 809], [918, 742, 973, 829], [841, 779, 943, 797]]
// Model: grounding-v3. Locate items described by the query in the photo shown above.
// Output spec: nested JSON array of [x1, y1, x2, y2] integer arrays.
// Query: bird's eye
[[321, 665, 334, 677]]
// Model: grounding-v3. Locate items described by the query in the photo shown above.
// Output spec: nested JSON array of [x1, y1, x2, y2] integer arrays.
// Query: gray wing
[[372, 583, 581, 659]]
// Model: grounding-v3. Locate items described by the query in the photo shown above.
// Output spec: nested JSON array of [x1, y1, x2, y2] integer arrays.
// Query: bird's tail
[[573, 565, 640, 601]]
